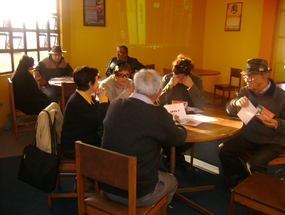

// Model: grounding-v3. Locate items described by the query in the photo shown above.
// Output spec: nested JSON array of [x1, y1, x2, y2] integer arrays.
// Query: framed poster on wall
[[224, 2, 243, 31], [83, 0, 105, 26]]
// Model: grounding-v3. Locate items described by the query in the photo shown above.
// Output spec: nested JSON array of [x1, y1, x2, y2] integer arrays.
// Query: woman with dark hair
[[11, 55, 51, 115], [99, 60, 134, 102], [61, 66, 109, 159]]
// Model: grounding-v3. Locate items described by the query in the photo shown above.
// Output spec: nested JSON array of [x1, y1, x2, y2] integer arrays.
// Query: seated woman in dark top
[[11, 55, 51, 115], [61, 66, 109, 159]]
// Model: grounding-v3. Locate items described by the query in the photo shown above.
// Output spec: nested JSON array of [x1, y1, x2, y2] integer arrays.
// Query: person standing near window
[[12, 55, 51, 115], [33, 46, 73, 103]]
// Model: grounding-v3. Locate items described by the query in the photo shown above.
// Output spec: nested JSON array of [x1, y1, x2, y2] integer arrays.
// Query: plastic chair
[[75, 141, 168, 215], [213, 68, 242, 104], [7, 78, 37, 139]]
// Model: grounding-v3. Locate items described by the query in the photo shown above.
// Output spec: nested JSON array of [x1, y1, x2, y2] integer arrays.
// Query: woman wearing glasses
[[99, 60, 134, 102]]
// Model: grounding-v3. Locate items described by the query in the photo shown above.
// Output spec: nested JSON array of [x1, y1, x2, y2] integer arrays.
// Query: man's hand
[[235, 96, 249, 107], [173, 115, 181, 123], [262, 118, 278, 129]]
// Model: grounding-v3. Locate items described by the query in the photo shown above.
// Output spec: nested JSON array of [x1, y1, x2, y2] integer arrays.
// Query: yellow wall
[[0, 0, 278, 127], [61, 0, 207, 76]]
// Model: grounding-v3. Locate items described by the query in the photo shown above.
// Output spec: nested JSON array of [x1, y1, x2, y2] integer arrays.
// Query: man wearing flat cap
[[34, 45, 73, 102], [218, 58, 285, 189]]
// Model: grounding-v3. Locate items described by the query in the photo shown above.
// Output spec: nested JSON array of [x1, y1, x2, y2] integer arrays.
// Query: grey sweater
[[226, 79, 285, 146]]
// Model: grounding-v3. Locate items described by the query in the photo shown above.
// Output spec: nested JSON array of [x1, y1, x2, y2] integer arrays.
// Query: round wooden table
[[170, 107, 243, 215], [192, 69, 221, 76]]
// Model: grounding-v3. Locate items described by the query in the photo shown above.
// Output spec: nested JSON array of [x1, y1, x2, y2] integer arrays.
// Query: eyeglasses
[[243, 74, 260, 81], [116, 73, 130, 78], [116, 51, 126, 54]]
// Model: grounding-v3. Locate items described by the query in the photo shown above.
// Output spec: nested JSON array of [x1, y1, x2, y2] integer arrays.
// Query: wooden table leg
[[170, 146, 176, 174], [170, 146, 216, 215]]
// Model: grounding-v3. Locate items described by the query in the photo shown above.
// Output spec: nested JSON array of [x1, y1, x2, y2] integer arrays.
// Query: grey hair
[[133, 69, 162, 97]]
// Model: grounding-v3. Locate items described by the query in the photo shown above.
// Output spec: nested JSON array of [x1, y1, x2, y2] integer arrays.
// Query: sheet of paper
[[163, 103, 187, 118], [237, 100, 258, 125], [164, 104, 217, 126]]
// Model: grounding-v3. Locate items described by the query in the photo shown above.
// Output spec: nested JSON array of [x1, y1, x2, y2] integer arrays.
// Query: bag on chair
[[17, 109, 61, 193], [17, 144, 61, 193]]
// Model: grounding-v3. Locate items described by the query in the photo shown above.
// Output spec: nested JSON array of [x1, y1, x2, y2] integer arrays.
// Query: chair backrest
[[163, 68, 172, 76], [145, 64, 155, 69], [229, 68, 242, 88], [75, 141, 137, 212], [36, 102, 63, 153], [61, 82, 76, 112]]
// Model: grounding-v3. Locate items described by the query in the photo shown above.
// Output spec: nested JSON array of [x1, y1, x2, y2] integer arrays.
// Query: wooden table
[[49, 77, 74, 86], [162, 68, 220, 77], [170, 107, 243, 215], [192, 69, 221, 76], [49, 77, 76, 112]]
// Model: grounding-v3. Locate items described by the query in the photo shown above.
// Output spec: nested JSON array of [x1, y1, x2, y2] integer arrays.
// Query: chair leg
[[189, 144, 195, 171], [47, 193, 52, 208]]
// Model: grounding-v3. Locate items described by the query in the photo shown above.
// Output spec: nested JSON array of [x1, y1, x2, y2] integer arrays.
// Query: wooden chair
[[7, 78, 37, 139], [60, 82, 76, 113], [213, 68, 242, 105], [34, 102, 77, 207], [75, 141, 168, 215], [145, 64, 155, 69], [47, 145, 78, 208], [237, 150, 285, 166], [163, 68, 172, 76], [228, 171, 285, 215]]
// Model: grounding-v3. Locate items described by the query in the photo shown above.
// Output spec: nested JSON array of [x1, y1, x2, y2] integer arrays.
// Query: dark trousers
[[163, 142, 194, 165], [41, 85, 61, 103], [218, 135, 284, 178]]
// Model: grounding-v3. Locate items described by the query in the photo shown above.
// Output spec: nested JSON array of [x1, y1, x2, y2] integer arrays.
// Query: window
[[0, 0, 59, 73]]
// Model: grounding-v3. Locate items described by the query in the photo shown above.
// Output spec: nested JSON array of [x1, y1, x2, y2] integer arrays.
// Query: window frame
[[0, 1, 60, 74]]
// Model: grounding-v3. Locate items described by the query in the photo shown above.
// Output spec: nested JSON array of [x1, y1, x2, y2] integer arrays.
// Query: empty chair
[[213, 68, 242, 104], [75, 141, 168, 215], [228, 171, 285, 215], [163, 68, 172, 76], [7, 78, 37, 139]]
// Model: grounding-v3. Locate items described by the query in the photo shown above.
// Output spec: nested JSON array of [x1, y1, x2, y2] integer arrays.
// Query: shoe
[[227, 176, 244, 191], [161, 155, 170, 167], [177, 160, 191, 171]]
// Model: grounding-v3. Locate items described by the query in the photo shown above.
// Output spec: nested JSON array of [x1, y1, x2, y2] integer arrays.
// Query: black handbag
[[17, 110, 62, 193]]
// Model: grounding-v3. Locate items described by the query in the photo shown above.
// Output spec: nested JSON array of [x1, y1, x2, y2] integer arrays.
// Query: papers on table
[[163, 103, 217, 126]]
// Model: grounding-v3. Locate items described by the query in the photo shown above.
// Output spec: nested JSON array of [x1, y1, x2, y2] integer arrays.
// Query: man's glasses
[[116, 73, 130, 78], [243, 74, 260, 81], [116, 51, 126, 54]]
